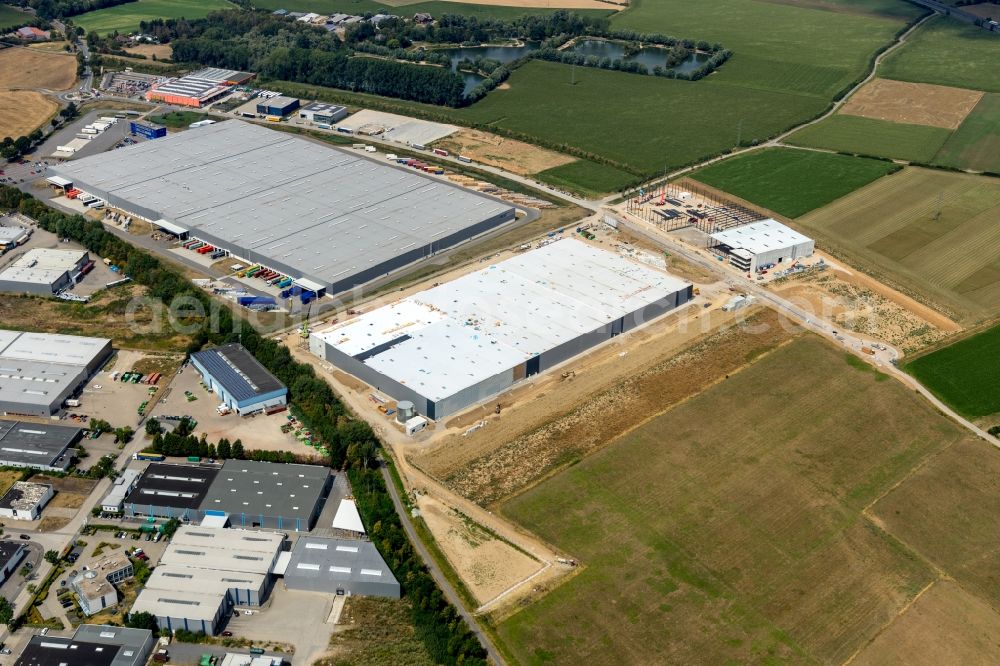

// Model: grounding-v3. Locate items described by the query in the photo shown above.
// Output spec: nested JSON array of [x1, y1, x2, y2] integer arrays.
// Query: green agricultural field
[[533, 159, 637, 198], [880, 16, 1000, 93], [904, 324, 1000, 418], [0, 4, 29, 29], [786, 114, 952, 163], [690, 147, 898, 217], [500, 336, 969, 664], [796, 167, 1000, 323], [72, 0, 236, 34], [933, 93, 1000, 173]]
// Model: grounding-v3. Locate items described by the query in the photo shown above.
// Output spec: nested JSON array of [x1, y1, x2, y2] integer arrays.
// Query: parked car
[[18, 534, 29, 540], [221, 631, 233, 637]]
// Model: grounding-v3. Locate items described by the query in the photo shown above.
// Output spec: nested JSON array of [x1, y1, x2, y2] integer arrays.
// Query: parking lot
[[66, 349, 174, 430], [223, 587, 335, 664], [148, 364, 307, 455]]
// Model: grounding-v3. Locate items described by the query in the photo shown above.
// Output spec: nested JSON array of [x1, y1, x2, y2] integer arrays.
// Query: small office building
[[256, 96, 300, 117], [298, 102, 347, 124], [0, 481, 54, 520], [0, 420, 81, 471], [71, 552, 133, 615], [280, 536, 399, 599], [190, 344, 287, 416]]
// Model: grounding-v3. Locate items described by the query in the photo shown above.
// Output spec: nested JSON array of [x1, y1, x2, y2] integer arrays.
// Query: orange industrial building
[[145, 67, 255, 107]]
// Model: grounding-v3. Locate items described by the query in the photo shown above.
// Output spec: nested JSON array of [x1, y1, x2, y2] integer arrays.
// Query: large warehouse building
[[0, 420, 80, 471], [0, 330, 112, 416], [279, 536, 399, 599], [710, 219, 814, 273], [47, 121, 516, 296], [190, 344, 287, 416], [0, 248, 91, 295], [310, 239, 693, 419], [145, 68, 254, 107]]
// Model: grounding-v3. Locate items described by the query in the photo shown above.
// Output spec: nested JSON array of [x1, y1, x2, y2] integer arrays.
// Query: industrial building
[[130, 525, 284, 634], [311, 238, 693, 419], [0, 542, 26, 586], [710, 219, 815, 273], [124, 463, 218, 521], [298, 102, 347, 124], [71, 552, 133, 615], [0, 481, 53, 520], [0, 329, 112, 417], [190, 344, 288, 416], [199, 459, 330, 531], [278, 536, 399, 598], [256, 95, 300, 117], [47, 121, 516, 295], [145, 68, 254, 107], [0, 248, 91, 295], [14, 626, 154, 666], [0, 224, 30, 250], [100, 468, 141, 513], [0, 420, 81, 471]]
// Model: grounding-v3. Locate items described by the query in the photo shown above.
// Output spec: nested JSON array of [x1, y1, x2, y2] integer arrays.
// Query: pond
[[570, 39, 710, 74], [437, 43, 541, 96]]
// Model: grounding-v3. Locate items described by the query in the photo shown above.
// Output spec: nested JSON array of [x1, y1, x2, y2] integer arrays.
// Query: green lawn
[[0, 4, 30, 29], [691, 147, 899, 217], [933, 93, 1000, 174], [880, 16, 1000, 93], [786, 114, 952, 163], [905, 324, 1000, 418], [72, 0, 236, 34], [500, 336, 958, 664], [147, 111, 217, 128]]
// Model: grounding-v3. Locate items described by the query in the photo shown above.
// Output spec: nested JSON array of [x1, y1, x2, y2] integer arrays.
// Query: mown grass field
[[785, 114, 951, 162], [796, 167, 1000, 324], [690, 147, 899, 217], [934, 93, 1000, 173], [904, 324, 1000, 418], [500, 336, 965, 664], [880, 16, 1000, 93], [73, 0, 236, 34], [0, 4, 29, 29], [533, 159, 636, 198]]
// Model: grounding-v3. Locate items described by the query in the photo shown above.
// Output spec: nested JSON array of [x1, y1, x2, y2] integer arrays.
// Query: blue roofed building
[[189, 344, 287, 416]]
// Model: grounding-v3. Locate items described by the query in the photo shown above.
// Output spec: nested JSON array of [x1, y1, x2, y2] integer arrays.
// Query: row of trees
[[14, 0, 136, 20]]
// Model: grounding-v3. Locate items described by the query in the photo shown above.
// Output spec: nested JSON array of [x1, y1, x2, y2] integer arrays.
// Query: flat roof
[[284, 536, 398, 588], [129, 463, 218, 510], [710, 219, 813, 255], [145, 563, 266, 599], [11, 248, 86, 271], [315, 238, 691, 401], [0, 481, 51, 510], [15, 638, 116, 666], [0, 226, 29, 243], [200, 460, 327, 522], [72, 570, 116, 600], [47, 121, 514, 291], [129, 588, 222, 623], [190, 344, 285, 402], [0, 420, 79, 468], [300, 101, 345, 113], [0, 541, 24, 568], [70, 625, 153, 666], [0, 329, 109, 367], [162, 525, 283, 575], [259, 95, 297, 108]]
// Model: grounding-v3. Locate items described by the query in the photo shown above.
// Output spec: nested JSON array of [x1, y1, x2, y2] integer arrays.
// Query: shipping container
[[266, 115, 281, 122], [432, 148, 448, 157], [277, 278, 292, 288], [134, 452, 165, 461], [300, 290, 316, 304]]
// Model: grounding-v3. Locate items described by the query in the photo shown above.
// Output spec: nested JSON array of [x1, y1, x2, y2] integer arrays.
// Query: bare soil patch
[[30, 475, 98, 495], [417, 494, 540, 605], [417, 308, 794, 507], [840, 78, 983, 129], [47, 492, 86, 509], [124, 44, 172, 59], [38, 516, 70, 531], [433, 129, 574, 176], [852, 581, 1000, 665], [0, 90, 57, 138], [0, 47, 76, 90]]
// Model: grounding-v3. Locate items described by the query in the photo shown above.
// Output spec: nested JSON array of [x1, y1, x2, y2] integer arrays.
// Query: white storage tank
[[396, 400, 414, 423]]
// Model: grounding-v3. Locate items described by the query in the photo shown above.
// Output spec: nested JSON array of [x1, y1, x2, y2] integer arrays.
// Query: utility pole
[[571, 62, 576, 86], [736, 118, 743, 148]]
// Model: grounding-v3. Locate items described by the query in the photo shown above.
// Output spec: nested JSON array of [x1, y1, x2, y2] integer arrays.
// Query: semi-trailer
[[300, 290, 316, 304], [237, 295, 277, 307], [277, 277, 293, 288], [432, 148, 448, 157], [457, 155, 472, 163]]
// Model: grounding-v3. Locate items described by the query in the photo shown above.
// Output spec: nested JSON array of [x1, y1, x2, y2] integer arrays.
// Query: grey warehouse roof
[[0, 541, 24, 568], [47, 121, 514, 291], [284, 536, 399, 596], [130, 463, 218, 510], [0, 420, 80, 468], [190, 344, 285, 402], [200, 459, 327, 522]]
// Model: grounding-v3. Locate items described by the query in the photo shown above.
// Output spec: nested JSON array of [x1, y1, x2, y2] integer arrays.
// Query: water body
[[570, 39, 710, 74], [438, 43, 540, 96]]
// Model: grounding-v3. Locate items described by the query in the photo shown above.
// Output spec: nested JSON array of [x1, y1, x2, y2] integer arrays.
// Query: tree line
[[0, 186, 485, 663], [10, 0, 137, 20]]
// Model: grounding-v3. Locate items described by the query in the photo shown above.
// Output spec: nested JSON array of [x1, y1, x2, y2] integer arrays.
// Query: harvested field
[[795, 167, 1000, 324], [416, 494, 540, 605], [774, 270, 951, 353], [839, 78, 983, 129], [0, 91, 57, 138], [500, 336, 958, 664], [872, 437, 1000, 611], [0, 48, 76, 90], [419, 308, 795, 507], [124, 43, 172, 59], [851, 581, 1000, 665], [432, 129, 574, 176]]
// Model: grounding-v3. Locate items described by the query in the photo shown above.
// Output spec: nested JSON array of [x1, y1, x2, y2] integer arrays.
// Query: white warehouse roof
[[315, 238, 690, 401], [710, 219, 813, 255]]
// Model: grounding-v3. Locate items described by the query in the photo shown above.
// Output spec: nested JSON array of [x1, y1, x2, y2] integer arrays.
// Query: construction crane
[[299, 302, 312, 339]]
